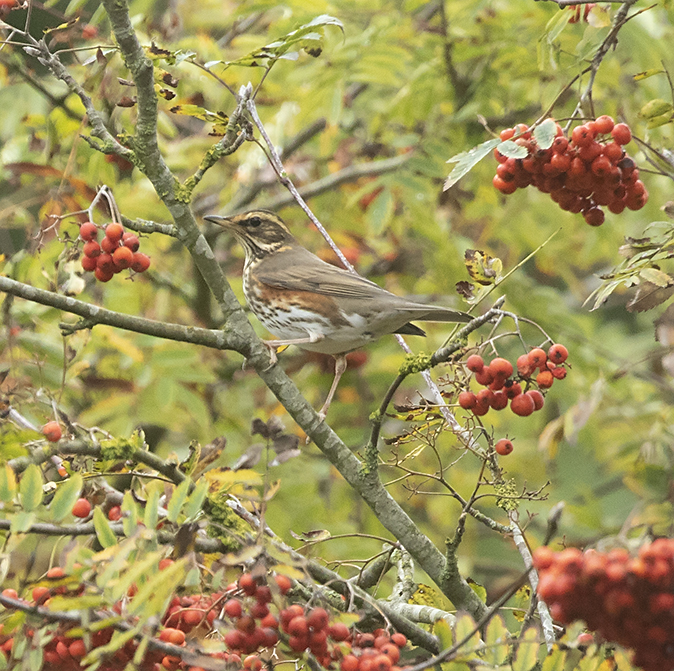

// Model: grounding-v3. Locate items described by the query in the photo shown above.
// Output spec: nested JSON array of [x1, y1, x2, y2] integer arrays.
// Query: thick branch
[[0, 276, 241, 353]]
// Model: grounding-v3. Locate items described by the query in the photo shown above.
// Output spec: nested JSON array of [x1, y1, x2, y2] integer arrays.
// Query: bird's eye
[[249, 216, 262, 227]]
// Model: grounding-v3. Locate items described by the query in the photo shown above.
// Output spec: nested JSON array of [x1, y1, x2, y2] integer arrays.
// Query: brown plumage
[[206, 210, 471, 417]]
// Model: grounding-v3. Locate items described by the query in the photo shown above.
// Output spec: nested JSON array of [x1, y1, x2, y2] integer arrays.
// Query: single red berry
[[83, 241, 101, 258], [516, 354, 534, 377], [603, 142, 624, 162], [81, 255, 98, 272], [583, 206, 605, 227], [551, 136, 569, 153], [548, 344, 568, 364], [97, 253, 114, 272], [495, 439, 514, 455], [329, 623, 350, 641], [594, 115, 615, 134], [511, 393, 535, 417], [550, 152, 571, 172], [466, 354, 484, 372], [224, 599, 243, 619], [490, 357, 514, 378], [108, 506, 122, 521], [578, 141, 602, 163], [499, 128, 515, 141], [571, 125, 593, 147], [527, 389, 545, 411], [528, 348, 547, 369], [537, 370, 555, 388], [131, 252, 151, 273], [42, 421, 62, 442], [112, 246, 134, 270], [551, 366, 567, 380], [72, 498, 92, 518], [474, 366, 494, 386], [105, 223, 124, 243], [591, 155, 611, 177], [490, 391, 508, 410], [493, 175, 517, 194], [611, 123, 632, 145], [458, 391, 477, 410], [122, 232, 140, 252], [94, 266, 114, 283], [274, 574, 292, 594], [288, 616, 309, 637], [100, 236, 119, 254], [79, 222, 99, 241], [504, 381, 522, 399], [238, 573, 257, 596], [307, 607, 329, 631], [342, 655, 360, 671]]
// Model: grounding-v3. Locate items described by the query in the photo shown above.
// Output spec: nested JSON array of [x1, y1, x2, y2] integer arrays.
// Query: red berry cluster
[[1, 565, 410, 671], [493, 117, 647, 226], [458, 344, 569, 418], [79, 221, 151, 282], [533, 539, 674, 671]]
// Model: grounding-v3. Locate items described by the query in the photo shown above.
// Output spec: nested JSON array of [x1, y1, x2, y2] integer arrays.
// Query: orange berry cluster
[[493, 117, 647, 226], [79, 221, 151, 282], [533, 540, 674, 671], [0, 565, 410, 671], [458, 344, 568, 418]]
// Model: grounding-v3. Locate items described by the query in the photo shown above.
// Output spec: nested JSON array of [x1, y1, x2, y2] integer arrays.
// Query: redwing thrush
[[205, 210, 471, 417]]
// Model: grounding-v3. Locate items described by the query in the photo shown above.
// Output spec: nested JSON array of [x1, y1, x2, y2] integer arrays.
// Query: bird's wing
[[256, 247, 472, 322], [255, 248, 392, 299]]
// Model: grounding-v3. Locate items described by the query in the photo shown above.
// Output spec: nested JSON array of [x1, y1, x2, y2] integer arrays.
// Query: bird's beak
[[204, 214, 231, 227]]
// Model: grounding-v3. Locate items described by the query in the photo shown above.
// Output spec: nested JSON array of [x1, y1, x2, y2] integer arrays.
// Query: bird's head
[[204, 210, 295, 260]]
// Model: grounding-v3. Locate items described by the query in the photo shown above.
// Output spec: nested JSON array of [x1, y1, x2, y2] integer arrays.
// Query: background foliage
[[1, 0, 674, 668]]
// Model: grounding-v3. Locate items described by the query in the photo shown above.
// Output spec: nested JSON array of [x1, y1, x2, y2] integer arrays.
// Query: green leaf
[[19, 464, 43, 512], [434, 618, 453, 649], [10, 510, 36, 533], [496, 140, 528, 159], [533, 118, 557, 150], [511, 626, 540, 671], [444, 138, 500, 190], [541, 646, 567, 671], [640, 99, 673, 119], [93, 507, 117, 548], [453, 613, 482, 660], [50, 474, 83, 522], [122, 489, 139, 537], [633, 68, 665, 81], [639, 267, 673, 287], [144, 481, 161, 530], [109, 551, 162, 602], [484, 614, 509, 665], [367, 189, 395, 235], [167, 478, 192, 524], [183, 479, 208, 519], [127, 557, 187, 618], [47, 594, 105, 611], [0, 464, 17, 503]]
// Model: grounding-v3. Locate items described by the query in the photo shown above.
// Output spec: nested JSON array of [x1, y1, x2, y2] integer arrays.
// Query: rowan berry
[[490, 357, 513, 378], [42, 421, 62, 442], [79, 222, 99, 241], [83, 240, 101, 257], [458, 391, 477, 410], [105, 223, 124, 243], [122, 232, 140, 251], [100, 235, 119, 254], [495, 439, 513, 455], [131, 252, 151, 273], [112, 246, 133, 270], [94, 266, 114, 282], [466, 354, 484, 372], [611, 123, 631, 145], [583, 206, 605, 227], [528, 348, 547, 369], [527, 389, 545, 411], [511, 393, 535, 416], [81, 255, 98, 272], [72, 498, 91, 518]]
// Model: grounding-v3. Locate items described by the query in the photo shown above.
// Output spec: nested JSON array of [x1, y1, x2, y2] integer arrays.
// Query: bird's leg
[[262, 333, 325, 366], [318, 354, 347, 421]]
